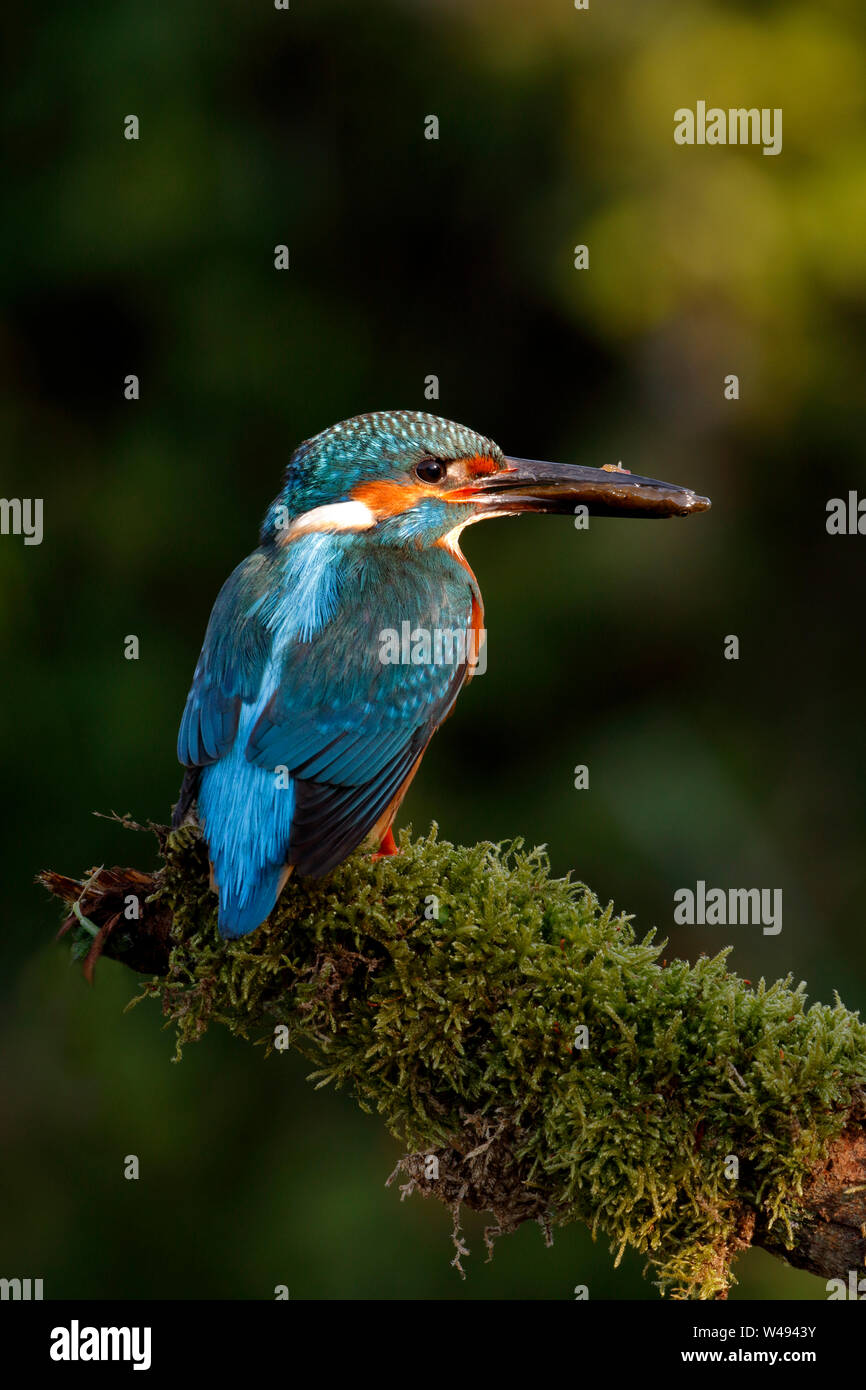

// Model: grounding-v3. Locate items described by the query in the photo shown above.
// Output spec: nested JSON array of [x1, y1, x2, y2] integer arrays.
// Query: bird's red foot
[[371, 826, 399, 860]]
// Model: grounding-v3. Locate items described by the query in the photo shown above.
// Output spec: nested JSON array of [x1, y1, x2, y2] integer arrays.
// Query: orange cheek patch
[[353, 457, 503, 517], [352, 480, 438, 518]]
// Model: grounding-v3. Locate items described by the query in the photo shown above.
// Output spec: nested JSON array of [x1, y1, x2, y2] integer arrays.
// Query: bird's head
[[261, 409, 710, 551]]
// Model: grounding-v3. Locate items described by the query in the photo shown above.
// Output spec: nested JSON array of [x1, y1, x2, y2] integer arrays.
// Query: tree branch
[[39, 822, 866, 1298]]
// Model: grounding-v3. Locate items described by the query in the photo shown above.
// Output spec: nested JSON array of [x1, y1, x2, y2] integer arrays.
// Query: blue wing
[[176, 538, 477, 936], [245, 553, 476, 876], [247, 608, 469, 867], [177, 552, 272, 769], [176, 550, 285, 938]]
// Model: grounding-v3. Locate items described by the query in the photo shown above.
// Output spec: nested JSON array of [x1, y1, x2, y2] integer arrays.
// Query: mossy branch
[[40, 823, 866, 1299]]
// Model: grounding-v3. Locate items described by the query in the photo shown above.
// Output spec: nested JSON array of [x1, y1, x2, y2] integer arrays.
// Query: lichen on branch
[[41, 823, 866, 1299]]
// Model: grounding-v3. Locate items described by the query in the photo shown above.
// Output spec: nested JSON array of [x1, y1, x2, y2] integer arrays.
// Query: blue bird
[[174, 410, 709, 938]]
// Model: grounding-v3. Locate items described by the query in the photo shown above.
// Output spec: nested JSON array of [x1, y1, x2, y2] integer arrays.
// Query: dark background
[[2, 0, 865, 1299]]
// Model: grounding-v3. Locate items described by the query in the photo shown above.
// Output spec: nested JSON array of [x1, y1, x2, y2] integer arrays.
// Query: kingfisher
[[174, 410, 709, 938]]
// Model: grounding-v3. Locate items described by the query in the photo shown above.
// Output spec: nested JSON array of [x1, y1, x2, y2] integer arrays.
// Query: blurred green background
[[2, 0, 865, 1299]]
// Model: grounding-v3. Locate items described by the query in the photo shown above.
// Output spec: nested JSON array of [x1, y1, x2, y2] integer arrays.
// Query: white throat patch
[[281, 500, 376, 542]]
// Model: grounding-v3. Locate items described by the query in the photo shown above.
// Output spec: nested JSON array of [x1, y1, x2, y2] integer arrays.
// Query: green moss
[[136, 823, 865, 1298]]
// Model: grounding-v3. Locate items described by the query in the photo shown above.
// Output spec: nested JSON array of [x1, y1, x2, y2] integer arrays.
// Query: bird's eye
[[415, 459, 447, 484]]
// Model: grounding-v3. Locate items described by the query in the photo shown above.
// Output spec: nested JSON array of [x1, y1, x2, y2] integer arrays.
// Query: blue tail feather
[[197, 706, 296, 939], [215, 862, 286, 940]]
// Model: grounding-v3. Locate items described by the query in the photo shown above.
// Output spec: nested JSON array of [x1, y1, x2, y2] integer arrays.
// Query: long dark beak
[[472, 457, 711, 519]]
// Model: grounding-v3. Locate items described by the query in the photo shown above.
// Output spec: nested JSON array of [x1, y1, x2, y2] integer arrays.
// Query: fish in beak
[[473, 457, 711, 519]]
